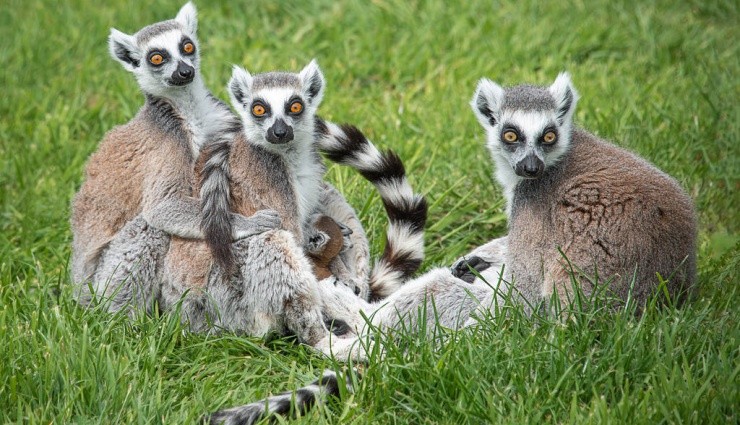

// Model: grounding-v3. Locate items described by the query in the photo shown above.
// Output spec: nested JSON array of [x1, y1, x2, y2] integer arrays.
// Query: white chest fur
[[170, 81, 233, 157], [284, 144, 324, 225]]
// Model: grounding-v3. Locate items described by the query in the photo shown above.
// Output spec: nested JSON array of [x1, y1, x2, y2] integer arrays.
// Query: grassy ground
[[1, 0, 738, 423]]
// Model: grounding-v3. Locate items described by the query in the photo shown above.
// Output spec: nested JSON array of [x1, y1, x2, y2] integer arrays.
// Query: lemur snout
[[170, 61, 194, 85], [266, 118, 294, 144], [516, 154, 544, 178]]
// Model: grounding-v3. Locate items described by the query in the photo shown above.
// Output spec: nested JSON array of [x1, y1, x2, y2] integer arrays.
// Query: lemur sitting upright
[[163, 60, 428, 359], [199, 61, 428, 302], [459, 72, 697, 311], [70, 2, 280, 313]]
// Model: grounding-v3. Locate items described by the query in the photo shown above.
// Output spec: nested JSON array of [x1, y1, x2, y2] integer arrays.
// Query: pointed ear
[[470, 78, 504, 128], [109, 28, 140, 72], [548, 72, 579, 125], [299, 59, 325, 106], [228, 65, 253, 109], [175, 2, 198, 34]]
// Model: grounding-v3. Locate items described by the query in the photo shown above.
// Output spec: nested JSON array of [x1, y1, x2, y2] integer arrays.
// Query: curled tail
[[199, 138, 235, 274], [316, 119, 428, 301], [205, 370, 354, 425]]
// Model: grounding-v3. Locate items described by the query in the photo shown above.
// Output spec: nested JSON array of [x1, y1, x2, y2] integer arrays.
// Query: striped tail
[[199, 138, 236, 274], [315, 119, 428, 301], [205, 370, 354, 425]]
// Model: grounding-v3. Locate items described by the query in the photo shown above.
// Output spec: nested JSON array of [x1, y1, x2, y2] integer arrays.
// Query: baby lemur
[[306, 215, 347, 280]]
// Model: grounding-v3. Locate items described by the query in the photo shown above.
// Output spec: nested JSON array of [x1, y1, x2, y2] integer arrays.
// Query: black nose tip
[[266, 119, 294, 144], [516, 155, 544, 178], [179, 67, 193, 78]]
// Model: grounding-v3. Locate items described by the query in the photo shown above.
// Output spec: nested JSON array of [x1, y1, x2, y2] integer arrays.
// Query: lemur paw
[[335, 222, 354, 250], [232, 209, 282, 240], [451, 255, 492, 283]]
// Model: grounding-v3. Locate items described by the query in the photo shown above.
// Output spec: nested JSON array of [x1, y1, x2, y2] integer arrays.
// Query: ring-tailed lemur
[[461, 72, 697, 310], [70, 2, 280, 312], [199, 61, 428, 302], [163, 61, 428, 357]]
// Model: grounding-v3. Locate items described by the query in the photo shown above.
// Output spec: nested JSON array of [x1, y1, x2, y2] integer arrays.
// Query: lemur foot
[[451, 255, 492, 283]]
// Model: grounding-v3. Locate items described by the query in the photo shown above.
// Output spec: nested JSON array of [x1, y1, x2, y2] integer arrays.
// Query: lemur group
[[69, 3, 698, 424]]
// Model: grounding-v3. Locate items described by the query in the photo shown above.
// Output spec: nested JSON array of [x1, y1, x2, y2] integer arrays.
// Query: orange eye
[[149, 54, 164, 65], [252, 104, 266, 117], [543, 131, 557, 144], [183, 42, 195, 54], [503, 131, 518, 143], [290, 101, 303, 114]]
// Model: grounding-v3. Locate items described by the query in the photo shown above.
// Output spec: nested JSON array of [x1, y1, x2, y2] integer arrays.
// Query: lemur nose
[[516, 154, 544, 178], [179, 67, 193, 78]]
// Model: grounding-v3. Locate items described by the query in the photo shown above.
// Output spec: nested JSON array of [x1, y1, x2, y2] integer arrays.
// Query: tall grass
[[1, 0, 737, 423]]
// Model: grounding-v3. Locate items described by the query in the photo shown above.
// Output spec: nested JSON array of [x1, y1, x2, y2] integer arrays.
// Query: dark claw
[[451, 255, 492, 283]]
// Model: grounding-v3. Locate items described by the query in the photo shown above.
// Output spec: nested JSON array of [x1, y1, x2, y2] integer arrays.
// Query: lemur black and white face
[[108, 2, 200, 97], [472, 73, 579, 181], [227, 60, 325, 150]]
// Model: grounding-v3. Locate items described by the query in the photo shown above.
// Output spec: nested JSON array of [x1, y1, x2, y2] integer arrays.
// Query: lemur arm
[[144, 196, 281, 240], [143, 196, 204, 239]]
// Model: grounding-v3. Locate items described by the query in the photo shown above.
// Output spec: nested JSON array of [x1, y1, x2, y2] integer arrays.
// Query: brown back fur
[[71, 100, 193, 281]]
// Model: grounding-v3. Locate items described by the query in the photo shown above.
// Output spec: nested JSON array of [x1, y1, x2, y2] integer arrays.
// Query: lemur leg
[[318, 267, 509, 338], [313, 182, 371, 298], [75, 215, 170, 316]]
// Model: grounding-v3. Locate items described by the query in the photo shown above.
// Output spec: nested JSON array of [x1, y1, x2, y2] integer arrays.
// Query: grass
[[1, 0, 738, 423]]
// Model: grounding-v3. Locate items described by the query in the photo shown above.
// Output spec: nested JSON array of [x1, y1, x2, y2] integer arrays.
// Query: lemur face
[[108, 2, 200, 97], [228, 60, 325, 150], [471, 73, 579, 180]]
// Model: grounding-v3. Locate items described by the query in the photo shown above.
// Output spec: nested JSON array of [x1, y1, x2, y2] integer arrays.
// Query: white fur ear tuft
[[471, 78, 505, 128], [228, 65, 253, 109], [108, 28, 140, 72], [299, 59, 325, 106], [549, 72, 579, 125], [175, 2, 198, 34]]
